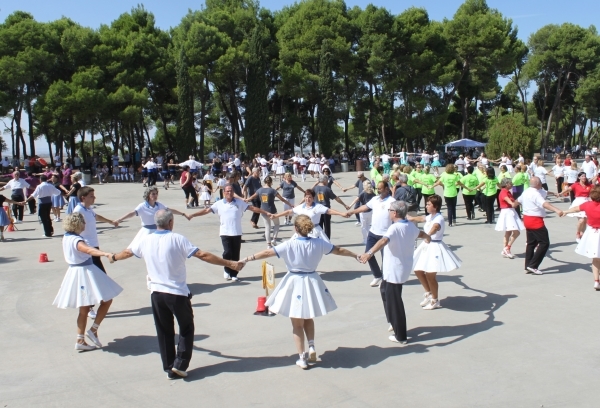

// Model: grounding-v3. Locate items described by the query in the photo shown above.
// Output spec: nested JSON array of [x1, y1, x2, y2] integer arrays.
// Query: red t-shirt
[[564, 159, 571, 166], [571, 182, 592, 198], [499, 189, 514, 209], [580, 201, 600, 228]]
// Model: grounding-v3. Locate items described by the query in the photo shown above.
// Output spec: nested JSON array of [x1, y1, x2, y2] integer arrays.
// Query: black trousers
[[512, 190, 523, 218], [525, 226, 550, 270], [151, 291, 195, 372], [556, 177, 564, 194], [221, 235, 241, 277], [365, 232, 384, 278], [568, 183, 575, 202], [463, 194, 476, 218], [475, 191, 484, 209], [38, 202, 53, 236], [415, 188, 423, 210], [251, 199, 261, 225], [148, 171, 157, 186], [92, 246, 107, 273], [11, 193, 24, 221], [28, 199, 37, 214], [182, 186, 197, 203], [422, 193, 432, 215], [444, 196, 457, 225], [354, 200, 361, 222], [319, 213, 332, 239], [380, 280, 407, 342], [484, 194, 495, 223]]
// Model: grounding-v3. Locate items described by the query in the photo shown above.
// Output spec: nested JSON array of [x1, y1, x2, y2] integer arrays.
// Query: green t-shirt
[[420, 174, 437, 195], [498, 171, 512, 181], [512, 172, 526, 187], [439, 172, 461, 198], [413, 171, 423, 189], [484, 177, 499, 196], [460, 174, 479, 196], [406, 172, 415, 187], [475, 169, 486, 183]]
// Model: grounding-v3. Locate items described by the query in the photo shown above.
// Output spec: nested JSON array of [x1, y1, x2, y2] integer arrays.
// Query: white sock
[[299, 353, 305, 360], [308, 340, 315, 348]]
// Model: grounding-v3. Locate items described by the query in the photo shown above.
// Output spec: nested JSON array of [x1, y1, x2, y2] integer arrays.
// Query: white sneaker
[[423, 299, 441, 310], [307, 346, 317, 364], [75, 342, 96, 351], [501, 248, 514, 259], [355, 222, 361, 226], [526, 267, 543, 275], [594, 281, 600, 291], [231, 276, 240, 282], [419, 292, 432, 307], [389, 335, 408, 344], [296, 358, 308, 369], [388, 324, 394, 332], [224, 271, 231, 280], [88, 309, 97, 319], [369, 277, 382, 287]]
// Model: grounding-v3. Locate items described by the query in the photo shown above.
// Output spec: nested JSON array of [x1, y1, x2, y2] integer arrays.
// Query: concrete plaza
[[0, 171, 598, 407]]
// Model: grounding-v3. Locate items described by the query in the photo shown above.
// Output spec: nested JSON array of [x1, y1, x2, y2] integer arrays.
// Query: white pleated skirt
[[53, 265, 123, 309], [413, 240, 462, 273], [567, 197, 589, 218], [290, 225, 330, 243], [199, 192, 212, 201], [575, 227, 600, 258], [308, 163, 319, 172], [66, 196, 80, 214], [495, 208, 524, 231], [276, 165, 286, 175], [265, 271, 337, 318], [128, 227, 155, 249]]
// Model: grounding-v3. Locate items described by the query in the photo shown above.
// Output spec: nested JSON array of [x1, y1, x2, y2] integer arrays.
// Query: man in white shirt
[[454, 155, 466, 174], [179, 156, 203, 175], [360, 201, 431, 344], [144, 158, 158, 186], [517, 177, 563, 275], [581, 155, 597, 180], [299, 156, 307, 181], [259, 157, 269, 180], [23, 175, 61, 237], [0, 171, 30, 223], [347, 181, 396, 287], [188, 185, 268, 281], [1, 157, 10, 173], [111, 209, 245, 379]]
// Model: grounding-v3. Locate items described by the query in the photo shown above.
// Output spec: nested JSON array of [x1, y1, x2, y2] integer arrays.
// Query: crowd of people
[[3, 146, 600, 379]]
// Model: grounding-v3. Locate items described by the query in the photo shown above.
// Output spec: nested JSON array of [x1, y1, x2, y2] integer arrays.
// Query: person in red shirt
[[495, 179, 525, 259], [179, 165, 197, 209], [563, 186, 600, 290], [562, 172, 595, 241]]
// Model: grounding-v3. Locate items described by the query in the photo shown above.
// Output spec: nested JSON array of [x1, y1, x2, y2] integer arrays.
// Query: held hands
[[111, 220, 120, 228], [183, 213, 191, 221], [358, 253, 371, 264], [345, 205, 350, 211], [232, 261, 245, 271], [106, 253, 115, 263]]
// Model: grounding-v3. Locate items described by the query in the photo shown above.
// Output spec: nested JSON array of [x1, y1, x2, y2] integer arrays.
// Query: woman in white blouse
[[115, 186, 189, 248], [242, 215, 359, 369]]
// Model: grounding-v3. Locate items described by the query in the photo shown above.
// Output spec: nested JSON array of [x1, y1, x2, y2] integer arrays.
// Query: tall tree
[[176, 48, 196, 158], [316, 41, 337, 156]]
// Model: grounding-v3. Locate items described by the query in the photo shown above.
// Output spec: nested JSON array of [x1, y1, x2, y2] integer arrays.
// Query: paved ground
[[1, 171, 598, 407]]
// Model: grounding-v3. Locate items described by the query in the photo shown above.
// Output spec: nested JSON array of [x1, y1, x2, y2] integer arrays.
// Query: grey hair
[[73, 172, 82, 181], [143, 186, 159, 201], [154, 209, 173, 229], [398, 173, 408, 184], [382, 174, 390, 181], [319, 175, 328, 183], [363, 180, 374, 194], [357, 171, 364, 177], [499, 178, 512, 188], [390, 200, 408, 219]]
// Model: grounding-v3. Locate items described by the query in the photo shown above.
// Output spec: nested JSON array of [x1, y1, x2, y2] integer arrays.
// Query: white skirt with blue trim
[[53, 263, 123, 309], [265, 271, 337, 318]]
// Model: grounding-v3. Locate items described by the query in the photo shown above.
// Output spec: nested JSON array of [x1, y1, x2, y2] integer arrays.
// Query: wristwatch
[[367, 251, 373, 256], [112, 254, 116, 262]]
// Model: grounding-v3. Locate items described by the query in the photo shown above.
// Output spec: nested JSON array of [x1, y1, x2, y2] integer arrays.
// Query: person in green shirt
[[472, 167, 500, 224], [474, 164, 487, 213], [432, 164, 467, 226], [370, 165, 383, 185], [413, 166, 438, 215], [511, 165, 528, 218], [460, 166, 479, 220], [412, 164, 424, 211]]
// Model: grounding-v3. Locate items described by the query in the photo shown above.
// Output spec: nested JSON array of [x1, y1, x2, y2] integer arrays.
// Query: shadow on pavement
[[106, 302, 209, 318], [320, 270, 371, 282], [104, 334, 209, 357], [188, 281, 250, 295]]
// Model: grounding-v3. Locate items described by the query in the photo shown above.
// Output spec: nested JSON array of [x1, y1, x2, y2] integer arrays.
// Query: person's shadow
[[105, 302, 209, 318]]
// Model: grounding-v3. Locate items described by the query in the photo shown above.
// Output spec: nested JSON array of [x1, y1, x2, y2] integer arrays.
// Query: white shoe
[[231, 276, 240, 282], [224, 271, 231, 280], [171, 367, 188, 378], [419, 292, 432, 307], [75, 342, 96, 351], [501, 248, 514, 259], [389, 335, 407, 344], [307, 346, 317, 364], [423, 299, 441, 310], [355, 222, 361, 226], [88, 309, 97, 319], [369, 277, 382, 287], [595, 281, 600, 291], [296, 358, 308, 369], [86, 329, 102, 348], [388, 324, 394, 332], [526, 267, 543, 275]]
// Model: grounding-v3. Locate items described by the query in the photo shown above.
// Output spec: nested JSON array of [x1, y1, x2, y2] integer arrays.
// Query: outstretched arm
[[271, 209, 293, 219], [359, 237, 389, 263], [194, 250, 245, 271], [96, 213, 119, 227], [243, 248, 276, 262], [116, 210, 136, 223], [189, 207, 212, 219]]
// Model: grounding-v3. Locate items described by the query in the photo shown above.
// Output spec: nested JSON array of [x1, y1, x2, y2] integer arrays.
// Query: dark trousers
[[568, 183, 575, 202], [148, 171, 157, 186], [444, 196, 457, 225], [556, 177, 564, 194], [365, 232, 384, 278], [415, 189, 423, 210], [251, 199, 261, 225], [38, 202, 53, 236], [151, 291, 195, 372], [11, 193, 24, 221], [319, 213, 332, 239], [512, 190, 523, 218], [525, 226, 550, 270], [354, 200, 361, 222], [475, 190, 484, 209], [380, 280, 407, 342], [484, 194, 495, 223], [221, 235, 241, 277], [92, 246, 107, 273], [28, 199, 37, 214], [422, 194, 432, 215], [463, 194, 475, 218], [183, 186, 197, 204]]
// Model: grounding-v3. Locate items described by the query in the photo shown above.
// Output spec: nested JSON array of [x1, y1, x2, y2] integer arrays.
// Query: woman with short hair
[[242, 215, 359, 369]]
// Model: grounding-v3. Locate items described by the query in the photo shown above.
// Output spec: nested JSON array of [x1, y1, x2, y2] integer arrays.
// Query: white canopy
[[444, 138, 487, 152]]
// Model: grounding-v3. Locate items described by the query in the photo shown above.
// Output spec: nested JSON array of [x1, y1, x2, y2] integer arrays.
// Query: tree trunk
[[25, 86, 35, 156], [10, 116, 15, 157], [544, 69, 572, 149], [461, 95, 469, 139]]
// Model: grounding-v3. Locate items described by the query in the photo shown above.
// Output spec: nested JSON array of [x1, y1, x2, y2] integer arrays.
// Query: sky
[[2, 0, 598, 156]]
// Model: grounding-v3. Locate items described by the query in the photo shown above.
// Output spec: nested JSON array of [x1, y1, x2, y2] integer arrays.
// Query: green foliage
[[486, 114, 536, 158], [316, 42, 337, 156], [176, 48, 196, 158]]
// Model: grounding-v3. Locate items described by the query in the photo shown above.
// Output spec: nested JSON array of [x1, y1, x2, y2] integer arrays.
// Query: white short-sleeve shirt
[[581, 161, 597, 179], [134, 201, 168, 227], [274, 237, 334, 272], [382, 221, 420, 283], [424, 213, 445, 241], [518, 187, 548, 217], [73, 204, 99, 247], [366, 195, 396, 236], [63, 233, 92, 265], [211, 198, 249, 236], [129, 230, 198, 296], [292, 202, 329, 225]]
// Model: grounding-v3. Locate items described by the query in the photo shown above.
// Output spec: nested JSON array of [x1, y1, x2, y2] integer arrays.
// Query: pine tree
[[316, 42, 337, 157], [245, 26, 271, 158], [176, 47, 196, 159]]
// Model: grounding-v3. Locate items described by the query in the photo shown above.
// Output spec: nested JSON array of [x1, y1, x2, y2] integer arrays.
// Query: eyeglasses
[[388, 209, 396, 212]]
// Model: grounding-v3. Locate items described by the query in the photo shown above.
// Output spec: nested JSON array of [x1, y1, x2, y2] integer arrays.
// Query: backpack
[[394, 185, 418, 211]]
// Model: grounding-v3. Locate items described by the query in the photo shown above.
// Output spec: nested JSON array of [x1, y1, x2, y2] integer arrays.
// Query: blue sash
[[143, 224, 157, 229], [70, 258, 93, 267]]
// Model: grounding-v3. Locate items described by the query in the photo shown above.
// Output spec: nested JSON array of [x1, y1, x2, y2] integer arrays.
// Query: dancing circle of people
[[4, 149, 600, 378]]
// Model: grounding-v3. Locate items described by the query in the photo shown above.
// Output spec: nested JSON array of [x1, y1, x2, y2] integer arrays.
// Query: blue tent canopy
[[444, 138, 487, 152]]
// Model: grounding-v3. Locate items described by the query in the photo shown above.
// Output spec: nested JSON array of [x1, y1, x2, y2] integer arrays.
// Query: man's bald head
[[529, 176, 542, 189]]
